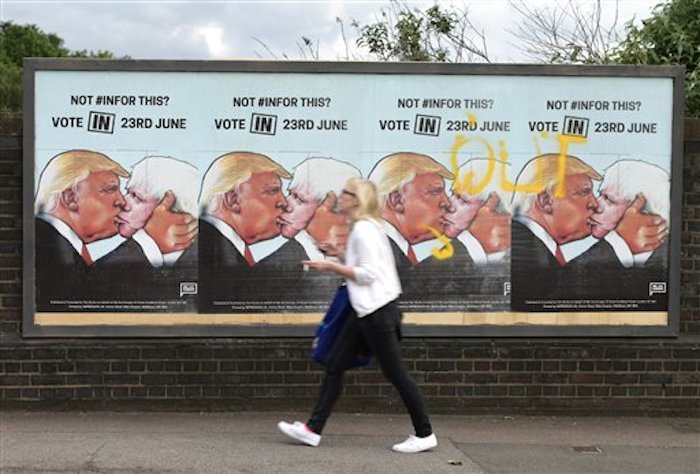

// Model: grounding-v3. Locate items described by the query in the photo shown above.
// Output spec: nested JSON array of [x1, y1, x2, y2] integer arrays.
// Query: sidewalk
[[1, 411, 698, 473]]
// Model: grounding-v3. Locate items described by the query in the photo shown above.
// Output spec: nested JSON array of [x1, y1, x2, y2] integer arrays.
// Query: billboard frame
[[22, 59, 685, 338]]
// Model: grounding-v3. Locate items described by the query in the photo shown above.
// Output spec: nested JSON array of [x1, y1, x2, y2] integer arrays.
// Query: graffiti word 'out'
[[450, 128, 587, 198]]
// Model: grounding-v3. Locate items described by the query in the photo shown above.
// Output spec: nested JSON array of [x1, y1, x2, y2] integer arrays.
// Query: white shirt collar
[[456, 231, 507, 265], [382, 221, 408, 254], [516, 215, 600, 264], [515, 215, 560, 260], [413, 238, 443, 262], [633, 250, 653, 266], [132, 229, 183, 268], [561, 235, 598, 262], [201, 214, 245, 257], [604, 230, 652, 268], [250, 235, 286, 262], [38, 213, 84, 257], [295, 229, 326, 260], [381, 221, 434, 263], [457, 231, 488, 265], [202, 214, 287, 262]]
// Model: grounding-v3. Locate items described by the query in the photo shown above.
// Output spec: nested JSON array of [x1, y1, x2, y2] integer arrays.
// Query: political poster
[[22, 60, 683, 336]]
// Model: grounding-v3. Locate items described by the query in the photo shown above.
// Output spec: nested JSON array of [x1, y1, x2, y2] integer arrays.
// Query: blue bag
[[312, 285, 372, 369]]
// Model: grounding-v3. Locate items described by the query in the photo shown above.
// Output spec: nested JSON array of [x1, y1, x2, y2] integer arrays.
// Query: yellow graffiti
[[451, 135, 496, 196], [552, 133, 588, 198], [434, 120, 590, 260], [499, 139, 544, 194], [450, 123, 588, 197], [422, 225, 454, 260]]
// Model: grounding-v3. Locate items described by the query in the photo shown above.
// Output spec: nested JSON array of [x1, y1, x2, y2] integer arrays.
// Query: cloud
[[195, 25, 228, 58], [2, 1, 661, 62]]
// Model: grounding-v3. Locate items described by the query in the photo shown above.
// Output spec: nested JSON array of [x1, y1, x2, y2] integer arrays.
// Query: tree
[[612, 0, 699, 116], [508, 0, 622, 64], [353, 0, 489, 62], [0, 22, 118, 112]]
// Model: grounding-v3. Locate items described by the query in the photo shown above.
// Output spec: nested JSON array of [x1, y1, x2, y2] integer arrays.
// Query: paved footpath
[[1, 411, 698, 473]]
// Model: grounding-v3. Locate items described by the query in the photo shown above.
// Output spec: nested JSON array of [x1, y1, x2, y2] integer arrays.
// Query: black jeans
[[307, 300, 432, 437]]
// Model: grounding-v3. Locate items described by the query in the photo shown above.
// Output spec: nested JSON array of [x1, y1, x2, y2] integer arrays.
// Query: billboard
[[22, 59, 684, 337]]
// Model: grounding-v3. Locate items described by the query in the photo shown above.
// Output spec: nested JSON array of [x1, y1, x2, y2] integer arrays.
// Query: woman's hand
[[302, 259, 337, 273], [302, 259, 356, 280]]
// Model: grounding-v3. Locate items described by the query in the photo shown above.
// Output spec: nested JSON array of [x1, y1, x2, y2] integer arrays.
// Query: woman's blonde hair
[[345, 178, 381, 222]]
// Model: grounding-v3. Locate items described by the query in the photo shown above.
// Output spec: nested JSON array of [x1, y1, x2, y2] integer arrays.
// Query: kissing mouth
[[440, 217, 455, 229], [588, 218, 601, 228]]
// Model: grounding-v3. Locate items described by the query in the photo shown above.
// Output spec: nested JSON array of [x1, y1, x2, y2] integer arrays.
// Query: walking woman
[[277, 178, 437, 453]]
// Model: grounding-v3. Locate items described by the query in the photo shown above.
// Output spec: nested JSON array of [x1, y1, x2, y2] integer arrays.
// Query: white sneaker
[[392, 433, 438, 453], [277, 421, 321, 447]]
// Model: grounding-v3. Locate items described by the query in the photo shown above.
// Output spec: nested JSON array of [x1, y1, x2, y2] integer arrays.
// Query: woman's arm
[[303, 220, 383, 284], [302, 259, 356, 280]]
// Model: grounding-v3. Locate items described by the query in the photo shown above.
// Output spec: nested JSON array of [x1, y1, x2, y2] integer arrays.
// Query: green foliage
[[612, 0, 700, 116], [0, 21, 119, 112], [0, 62, 22, 112], [0, 22, 69, 66], [354, 1, 488, 63], [357, 8, 433, 61]]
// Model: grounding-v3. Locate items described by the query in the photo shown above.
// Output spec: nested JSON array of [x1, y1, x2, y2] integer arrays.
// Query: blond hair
[[199, 151, 291, 213], [35, 149, 128, 214], [345, 178, 381, 222], [511, 153, 602, 214], [368, 152, 454, 202]]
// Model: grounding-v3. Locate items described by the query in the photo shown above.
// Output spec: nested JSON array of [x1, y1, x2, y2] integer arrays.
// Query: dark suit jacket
[[198, 219, 250, 313], [393, 237, 510, 312], [35, 217, 90, 312], [511, 220, 669, 311], [566, 239, 668, 311], [255, 238, 341, 311], [510, 220, 571, 311], [91, 236, 199, 312], [198, 219, 314, 313]]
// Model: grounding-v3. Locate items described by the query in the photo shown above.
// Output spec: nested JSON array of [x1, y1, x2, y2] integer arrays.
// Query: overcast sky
[[2, 0, 660, 62]]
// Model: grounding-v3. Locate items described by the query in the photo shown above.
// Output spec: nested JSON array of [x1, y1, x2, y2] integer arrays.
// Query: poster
[[23, 60, 683, 337]]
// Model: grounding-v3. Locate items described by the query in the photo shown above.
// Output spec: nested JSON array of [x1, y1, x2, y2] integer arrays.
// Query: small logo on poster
[[180, 282, 198, 297], [414, 114, 441, 136], [562, 116, 589, 138], [648, 282, 666, 296], [250, 113, 277, 135], [87, 111, 115, 134], [503, 282, 511, 296]]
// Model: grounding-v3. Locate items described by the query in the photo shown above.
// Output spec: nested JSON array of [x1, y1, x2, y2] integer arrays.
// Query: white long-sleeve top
[[345, 218, 402, 317]]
